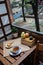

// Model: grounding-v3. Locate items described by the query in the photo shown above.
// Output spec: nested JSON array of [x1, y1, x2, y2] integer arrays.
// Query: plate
[[11, 46, 20, 54], [9, 48, 21, 56], [5, 46, 12, 49]]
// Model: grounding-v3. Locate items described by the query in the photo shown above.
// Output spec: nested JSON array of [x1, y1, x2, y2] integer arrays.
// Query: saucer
[[9, 48, 21, 56]]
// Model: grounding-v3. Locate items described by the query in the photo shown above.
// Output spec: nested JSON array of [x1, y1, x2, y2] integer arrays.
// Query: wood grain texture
[[12, 45, 36, 65], [0, 39, 36, 65], [38, 43, 43, 51], [34, 43, 43, 65], [6, 56, 16, 64], [20, 53, 24, 57], [15, 56, 20, 60], [0, 55, 11, 65], [0, 48, 16, 64], [0, 48, 3, 54]]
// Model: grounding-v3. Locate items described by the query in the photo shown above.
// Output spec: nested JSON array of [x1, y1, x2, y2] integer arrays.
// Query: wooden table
[[0, 39, 36, 65]]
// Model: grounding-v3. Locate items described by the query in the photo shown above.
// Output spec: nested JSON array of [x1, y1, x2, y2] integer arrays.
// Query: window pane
[[1, 15, 9, 25], [10, 0, 34, 17], [24, 4, 33, 16], [22, 19, 36, 31], [0, 29, 4, 38], [10, 0, 36, 32], [0, 0, 4, 1], [7, 34, 12, 40], [39, 19, 43, 32], [38, 0, 43, 32], [0, 4, 7, 15], [38, 0, 43, 19], [0, 38, 5, 43], [13, 18, 36, 31], [10, 0, 22, 14], [4, 26, 11, 34]]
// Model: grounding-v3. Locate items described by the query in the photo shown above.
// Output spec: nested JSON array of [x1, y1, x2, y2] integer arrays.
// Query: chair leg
[[33, 43, 39, 65]]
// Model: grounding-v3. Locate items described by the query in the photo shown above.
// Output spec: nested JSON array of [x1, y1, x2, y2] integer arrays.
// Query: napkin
[[3, 38, 30, 57]]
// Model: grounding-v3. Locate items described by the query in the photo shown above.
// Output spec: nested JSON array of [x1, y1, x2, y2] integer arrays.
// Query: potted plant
[[12, 27, 18, 38]]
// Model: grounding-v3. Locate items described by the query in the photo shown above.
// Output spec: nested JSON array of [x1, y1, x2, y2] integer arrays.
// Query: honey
[[13, 47, 19, 51]]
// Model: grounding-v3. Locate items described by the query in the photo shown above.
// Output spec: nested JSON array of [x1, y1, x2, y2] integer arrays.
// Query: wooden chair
[[34, 41, 43, 65]]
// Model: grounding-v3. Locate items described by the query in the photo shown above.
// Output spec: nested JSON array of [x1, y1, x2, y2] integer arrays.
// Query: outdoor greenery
[[12, 27, 18, 33], [24, 0, 33, 14], [11, 0, 35, 14], [24, 0, 35, 3], [10, 0, 43, 32], [11, 0, 19, 8]]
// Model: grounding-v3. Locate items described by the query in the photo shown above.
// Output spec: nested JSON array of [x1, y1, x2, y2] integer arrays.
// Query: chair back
[[34, 41, 43, 65], [38, 44, 43, 51]]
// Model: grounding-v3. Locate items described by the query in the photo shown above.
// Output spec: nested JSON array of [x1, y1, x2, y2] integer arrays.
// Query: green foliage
[[11, 0, 19, 8], [12, 27, 18, 33], [24, 0, 35, 3], [25, 0, 31, 2], [32, 0, 36, 3]]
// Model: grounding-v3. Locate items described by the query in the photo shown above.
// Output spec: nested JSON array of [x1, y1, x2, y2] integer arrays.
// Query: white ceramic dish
[[9, 46, 21, 56], [11, 46, 20, 54]]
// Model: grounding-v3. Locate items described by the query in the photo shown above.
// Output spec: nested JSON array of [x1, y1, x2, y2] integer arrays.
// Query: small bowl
[[11, 46, 20, 54]]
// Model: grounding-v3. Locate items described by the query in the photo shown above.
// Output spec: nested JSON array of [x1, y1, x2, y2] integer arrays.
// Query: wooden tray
[[21, 38, 35, 47]]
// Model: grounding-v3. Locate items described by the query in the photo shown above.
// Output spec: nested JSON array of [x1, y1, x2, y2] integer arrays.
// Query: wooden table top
[[0, 39, 36, 65]]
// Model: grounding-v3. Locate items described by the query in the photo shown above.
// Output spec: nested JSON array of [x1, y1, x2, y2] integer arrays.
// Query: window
[[10, 0, 36, 31], [38, 0, 43, 32], [0, 29, 4, 38], [0, 0, 12, 41], [0, 4, 7, 14], [1, 15, 9, 25], [0, 0, 4, 1]]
